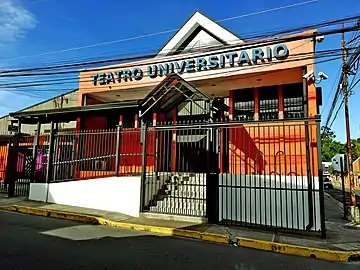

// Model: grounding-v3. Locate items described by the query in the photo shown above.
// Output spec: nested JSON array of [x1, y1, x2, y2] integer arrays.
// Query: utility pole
[[341, 24, 356, 208]]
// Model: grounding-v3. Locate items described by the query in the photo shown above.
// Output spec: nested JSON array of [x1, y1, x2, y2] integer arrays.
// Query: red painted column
[[118, 115, 123, 174], [278, 85, 284, 119], [229, 90, 234, 121], [119, 115, 123, 126], [134, 114, 139, 128], [171, 108, 177, 172], [254, 87, 259, 121], [153, 113, 157, 127]]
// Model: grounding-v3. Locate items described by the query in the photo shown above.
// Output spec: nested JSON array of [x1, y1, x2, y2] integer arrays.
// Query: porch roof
[[9, 100, 139, 124]]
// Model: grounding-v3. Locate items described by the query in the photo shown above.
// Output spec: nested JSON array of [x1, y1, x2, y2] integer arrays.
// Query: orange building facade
[[73, 12, 321, 179]]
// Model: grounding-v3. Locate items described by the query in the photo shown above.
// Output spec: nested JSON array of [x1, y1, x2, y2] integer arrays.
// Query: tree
[[321, 126, 336, 140], [320, 126, 360, 163], [320, 126, 347, 162]]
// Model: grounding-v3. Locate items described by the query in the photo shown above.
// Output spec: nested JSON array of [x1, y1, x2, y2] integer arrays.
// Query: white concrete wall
[[218, 174, 321, 231], [29, 176, 141, 217]]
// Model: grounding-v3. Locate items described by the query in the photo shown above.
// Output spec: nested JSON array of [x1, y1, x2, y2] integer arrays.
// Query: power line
[[0, 0, 321, 62], [328, 99, 344, 129], [0, 48, 351, 95], [3, 13, 359, 75], [9, 11, 356, 69], [320, 67, 341, 114], [2, 23, 359, 80], [0, 46, 351, 90]]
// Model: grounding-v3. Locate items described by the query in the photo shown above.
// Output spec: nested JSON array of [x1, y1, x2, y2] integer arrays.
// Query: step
[[149, 207, 205, 217], [157, 199, 206, 209], [161, 201, 206, 211], [177, 185, 205, 192], [170, 190, 206, 199], [165, 202, 206, 211]]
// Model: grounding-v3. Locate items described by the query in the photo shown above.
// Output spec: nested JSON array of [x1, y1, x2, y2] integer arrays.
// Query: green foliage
[[320, 126, 359, 162]]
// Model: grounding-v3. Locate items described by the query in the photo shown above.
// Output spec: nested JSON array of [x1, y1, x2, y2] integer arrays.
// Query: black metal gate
[[141, 118, 326, 235], [4, 145, 32, 197]]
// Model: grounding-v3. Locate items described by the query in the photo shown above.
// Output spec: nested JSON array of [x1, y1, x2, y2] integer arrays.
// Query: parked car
[[323, 177, 334, 189]]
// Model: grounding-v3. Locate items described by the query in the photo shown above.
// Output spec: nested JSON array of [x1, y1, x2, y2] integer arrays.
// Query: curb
[[1, 205, 360, 263]]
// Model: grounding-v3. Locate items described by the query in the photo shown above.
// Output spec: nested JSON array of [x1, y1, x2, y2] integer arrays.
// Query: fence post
[[45, 122, 55, 202], [206, 126, 218, 223], [8, 120, 22, 197], [31, 122, 41, 183], [139, 120, 148, 212], [115, 125, 121, 176], [340, 157, 347, 220], [315, 117, 326, 238], [155, 130, 159, 180]]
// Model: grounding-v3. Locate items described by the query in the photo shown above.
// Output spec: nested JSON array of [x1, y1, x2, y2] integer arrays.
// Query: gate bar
[[315, 117, 326, 238], [31, 122, 41, 183], [140, 120, 148, 212], [45, 122, 55, 186]]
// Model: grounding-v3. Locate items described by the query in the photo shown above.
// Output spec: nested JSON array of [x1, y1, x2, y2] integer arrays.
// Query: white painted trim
[[158, 12, 243, 56]]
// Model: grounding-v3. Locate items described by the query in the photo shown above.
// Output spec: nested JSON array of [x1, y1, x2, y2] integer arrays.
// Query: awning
[[10, 100, 139, 124], [139, 74, 210, 118]]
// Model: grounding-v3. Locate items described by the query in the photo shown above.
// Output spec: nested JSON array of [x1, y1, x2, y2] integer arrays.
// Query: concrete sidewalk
[[1, 193, 360, 263]]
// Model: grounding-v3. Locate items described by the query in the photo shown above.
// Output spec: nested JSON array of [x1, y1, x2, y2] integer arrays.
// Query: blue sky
[[0, 0, 359, 141]]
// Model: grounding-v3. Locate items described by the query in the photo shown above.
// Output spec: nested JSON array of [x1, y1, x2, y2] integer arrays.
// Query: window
[[259, 86, 278, 120], [283, 83, 304, 119], [233, 88, 254, 121]]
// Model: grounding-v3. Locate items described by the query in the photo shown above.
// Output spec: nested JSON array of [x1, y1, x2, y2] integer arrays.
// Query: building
[[0, 89, 79, 135], [354, 157, 360, 184], [6, 12, 324, 233], [0, 90, 79, 183], [322, 161, 332, 177]]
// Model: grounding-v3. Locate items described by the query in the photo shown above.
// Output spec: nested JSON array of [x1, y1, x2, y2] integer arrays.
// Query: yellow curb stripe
[[200, 232, 230, 244], [48, 212, 98, 223], [0, 205, 17, 212], [97, 218, 175, 235], [237, 238, 350, 262], [16, 206, 49, 217], [173, 229, 202, 240], [1, 204, 360, 262]]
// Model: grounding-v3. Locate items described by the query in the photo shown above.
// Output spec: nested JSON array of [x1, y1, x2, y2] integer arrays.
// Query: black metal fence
[[142, 118, 325, 234], [30, 127, 145, 183], [1, 117, 326, 235]]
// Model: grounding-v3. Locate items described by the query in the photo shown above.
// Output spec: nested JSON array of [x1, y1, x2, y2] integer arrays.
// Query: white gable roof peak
[[158, 11, 244, 56]]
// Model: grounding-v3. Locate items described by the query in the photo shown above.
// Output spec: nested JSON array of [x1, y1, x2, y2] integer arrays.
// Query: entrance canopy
[[139, 74, 211, 118]]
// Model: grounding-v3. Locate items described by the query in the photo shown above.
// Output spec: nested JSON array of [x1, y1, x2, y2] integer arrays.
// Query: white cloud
[[0, 0, 36, 44], [0, 1, 38, 116]]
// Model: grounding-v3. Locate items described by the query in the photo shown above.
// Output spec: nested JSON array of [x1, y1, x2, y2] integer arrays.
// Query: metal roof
[[10, 100, 139, 124]]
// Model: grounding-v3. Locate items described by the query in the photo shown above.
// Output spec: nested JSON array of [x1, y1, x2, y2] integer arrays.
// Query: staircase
[[149, 173, 207, 217]]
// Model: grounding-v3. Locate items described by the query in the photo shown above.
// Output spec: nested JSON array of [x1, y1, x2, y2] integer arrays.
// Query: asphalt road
[[0, 211, 358, 270]]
